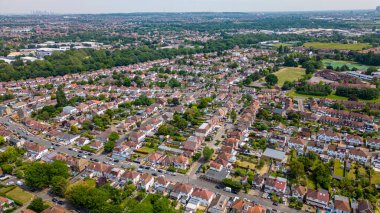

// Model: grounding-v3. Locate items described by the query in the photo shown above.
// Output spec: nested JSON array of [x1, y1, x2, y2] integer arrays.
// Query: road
[[294, 98, 305, 112], [0, 117, 302, 213]]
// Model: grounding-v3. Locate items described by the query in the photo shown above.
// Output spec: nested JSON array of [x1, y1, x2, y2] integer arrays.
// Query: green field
[[303, 42, 371, 51], [6, 187, 35, 205], [287, 90, 380, 103], [274, 67, 306, 86], [323, 59, 369, 70], [287, 90, 348, 100], [272, 43, 292, 47]]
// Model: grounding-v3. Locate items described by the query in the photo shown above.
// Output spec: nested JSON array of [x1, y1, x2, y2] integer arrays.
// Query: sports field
[[274, 67, 306, 86], [323, 59, 369, 70], [303, 42, 371, 51]]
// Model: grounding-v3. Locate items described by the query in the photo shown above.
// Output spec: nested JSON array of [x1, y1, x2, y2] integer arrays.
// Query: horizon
[[1, 0, 378, 15]]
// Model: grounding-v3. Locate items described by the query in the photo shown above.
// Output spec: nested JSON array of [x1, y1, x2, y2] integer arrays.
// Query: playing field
[[272, 43, 292, 47], [323, 59, 369, 70], [303, 42, 371, 51], [274, 67, 306, 86]]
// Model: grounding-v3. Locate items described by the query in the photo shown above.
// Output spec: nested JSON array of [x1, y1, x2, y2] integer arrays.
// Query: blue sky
[[1, 0, 378, 14]]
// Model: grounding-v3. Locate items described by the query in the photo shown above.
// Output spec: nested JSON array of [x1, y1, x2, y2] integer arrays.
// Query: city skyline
[[1, 0, 378, 14]]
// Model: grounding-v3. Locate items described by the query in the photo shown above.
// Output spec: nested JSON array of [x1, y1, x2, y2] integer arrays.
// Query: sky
[[0, 0, 378, 14]]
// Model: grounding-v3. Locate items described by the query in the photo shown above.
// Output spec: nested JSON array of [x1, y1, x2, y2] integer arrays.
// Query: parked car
[[224, 187, 231, 192]]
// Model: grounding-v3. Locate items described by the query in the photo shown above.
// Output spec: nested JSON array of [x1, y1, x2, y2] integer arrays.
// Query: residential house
[[372, 153, 380, 170], [251, 174, 265, 189], [230, 199, 253, 213], [112, 145, 131, 160], [348, 148, 368, 164], [137, 173, 154, 190], [306, 141, 325, 154], [121, 171, 140, 184], [76, 138, 90, 147], [23, 141, 48, 160], [317, 130, 341, 143], [207, 194, 229, 213], [333, 195, 351, 213], [89, 141, 104, 151], [154, 176, 171, 194], [129, 131, 146, 143], [86, 162, 124, 181], [345, 135, 364, 146], [292, 185, 307, 201], [366, 138, 380, 150], [145, 153, 165, 165], [170, 182, 194, 202], [306, 189, 330, 209], [288, 138, 306, 154], [264, 176, 287, 195], [190, 187, 215, 207], [195, 123, 213, 137], [357, 200, 374, 213], [0, 196, 14, 212], [173, 155, 189, 170], [327, 144, 347, 161]]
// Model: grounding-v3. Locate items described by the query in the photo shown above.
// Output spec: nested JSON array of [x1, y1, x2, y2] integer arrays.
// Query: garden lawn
[[333, 160, 344, 177], [257, 164, 269, 175], [346, 164, 366, 179], [235, 160, 256, 170], [136, 147, 156, 154], [306, 177, 316, 190], [274, 67, 306, 86], [303, 42, 371, 51], [6, 187, 34, 205], [69, 178, 96, 190], [371, 171, 380, 185], [323, 59, 370, 70]]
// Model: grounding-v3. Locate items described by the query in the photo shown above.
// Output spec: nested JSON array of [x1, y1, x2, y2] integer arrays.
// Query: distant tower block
[[377, 6, 380, 12]]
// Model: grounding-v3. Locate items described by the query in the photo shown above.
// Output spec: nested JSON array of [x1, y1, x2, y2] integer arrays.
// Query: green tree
[[168, 78, 181, 88], [0, 136, 6, 146], [305, 63, 316, 74], [51, 176, 68, 197], [56, 85, 67, 107], [108, 132, 120, 142], [1, 164, 13, 174], [265, 74, 278, 86], [230, 109, 237, 122], [104, 141, 116, 153], [25, 161, 69, 190], [66, 185, 110, 212], [27, 198, 48, 213], [203, 146, 214, 161]]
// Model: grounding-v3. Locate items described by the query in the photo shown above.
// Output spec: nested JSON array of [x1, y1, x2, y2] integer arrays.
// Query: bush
[[336, 86, 380, 100], [296, 83, 332, 96]]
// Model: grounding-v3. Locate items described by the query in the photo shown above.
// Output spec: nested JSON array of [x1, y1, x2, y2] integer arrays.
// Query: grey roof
[[262, 148, 286, 161], [203, 168, 229, 182], [158, 145, 183, 154]]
